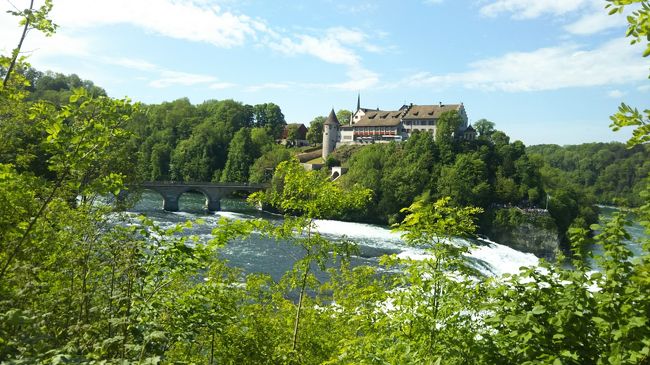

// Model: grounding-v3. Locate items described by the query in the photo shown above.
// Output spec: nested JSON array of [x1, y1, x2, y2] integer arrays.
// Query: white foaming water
[[215, 211, 257, 221], [119, 194, 540, 278], [314, 219, 538, 277], [471, 238, 538, 276], [393, 237, 539, 277], [314, 219, 402, 243]]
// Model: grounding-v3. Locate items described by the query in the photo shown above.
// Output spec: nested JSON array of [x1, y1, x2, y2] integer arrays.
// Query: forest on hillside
[[528, 143, 650, 207]]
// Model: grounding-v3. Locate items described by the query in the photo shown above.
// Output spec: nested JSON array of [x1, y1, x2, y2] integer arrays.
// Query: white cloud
[[564, 0, 629, 35], [1, 1, 383, 92], [480, 0, 589, 19], [269, 34, 360, 66], [245, 82, 290, 92], [51, 0, 262, 48], [637, 84, 650, 92], [266, 26, 385, 66], [331, 67, 380, 90], [607, 89, 625, 98], [335, 2, 377, 13], [403, 38, 647, 92], [265, 26, 381, 89], [0, 0, 260, 74], [98, 56, 228, 89], [479, 0, 629, 36], [327, 27, 367, 46], [567, 12, 625, 35], [565, 10, 624, 35], [0, 7, 90, 63], [209, 82, 236, 89], [103, 57, 158, 72], [149, 70, 218, 88]]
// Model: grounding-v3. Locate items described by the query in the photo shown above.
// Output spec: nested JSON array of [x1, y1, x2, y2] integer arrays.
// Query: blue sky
[[1, 0, 648, 145]]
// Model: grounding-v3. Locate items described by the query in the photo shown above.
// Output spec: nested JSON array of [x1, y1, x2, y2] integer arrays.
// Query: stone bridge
[[132, 181, 267, 212]]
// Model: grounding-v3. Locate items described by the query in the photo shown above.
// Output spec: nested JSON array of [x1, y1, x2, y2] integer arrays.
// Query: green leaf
[[531, 305, 546, 315], [629, 316, 647, 328]]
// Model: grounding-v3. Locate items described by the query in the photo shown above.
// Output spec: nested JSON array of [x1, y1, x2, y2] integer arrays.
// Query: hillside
[[528, 143, 650, 207]]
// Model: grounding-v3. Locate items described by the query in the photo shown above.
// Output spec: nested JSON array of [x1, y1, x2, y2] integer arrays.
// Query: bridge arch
[[158, 186, 222, 212], [131, 182, 267, 212], [177, 188, 215, 211]]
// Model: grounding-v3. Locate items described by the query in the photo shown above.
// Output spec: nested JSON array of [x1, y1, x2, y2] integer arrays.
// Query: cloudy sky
[[1, 0, 647, 145]]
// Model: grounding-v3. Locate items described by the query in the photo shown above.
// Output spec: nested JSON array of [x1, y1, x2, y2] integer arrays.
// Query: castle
[[322, 96, 475, 159]]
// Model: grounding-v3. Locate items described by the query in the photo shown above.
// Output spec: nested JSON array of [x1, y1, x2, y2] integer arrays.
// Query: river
[[120, 191, 540, 280], [587, 206, 647, 269]]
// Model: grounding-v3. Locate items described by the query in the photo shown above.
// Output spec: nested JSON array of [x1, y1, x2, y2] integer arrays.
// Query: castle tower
[[322, 108, 340, 160]]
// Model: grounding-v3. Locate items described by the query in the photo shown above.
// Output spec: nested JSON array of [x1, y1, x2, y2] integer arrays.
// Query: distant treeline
[[527, 143, 650, 207], [129, 98, 288, 183], [14, 69, 303, 184]]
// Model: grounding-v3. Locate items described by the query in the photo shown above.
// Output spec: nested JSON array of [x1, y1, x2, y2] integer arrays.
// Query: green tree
[[306, 115, 325, 145], [286, 124, 301, 143], [253, 102, 286, 139], [250, 126, 275, 158], [324, 155, 340, 168], [436, 110, 462, 163], [495, 171, 521, 203], [438, 153, 491, 207], [490, 130, 510, 147], [149, 143, 172, 181], [221, 128, 254, 182], [25, 71, 106, 104], [336, 109, 352, 125], [248, 144, 292, 183], [473, 118, 495, 137], [170, 131, 213, 181]]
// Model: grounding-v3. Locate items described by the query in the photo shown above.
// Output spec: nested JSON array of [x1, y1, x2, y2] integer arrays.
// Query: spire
[[324, 108, 340, 126], [356, 92, 361, 111]]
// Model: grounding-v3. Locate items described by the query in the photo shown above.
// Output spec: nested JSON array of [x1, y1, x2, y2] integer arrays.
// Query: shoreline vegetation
[[1, 0, 649, 363]]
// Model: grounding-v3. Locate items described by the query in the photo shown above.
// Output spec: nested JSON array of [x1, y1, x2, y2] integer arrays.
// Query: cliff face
[[483, 208, 560, 260]]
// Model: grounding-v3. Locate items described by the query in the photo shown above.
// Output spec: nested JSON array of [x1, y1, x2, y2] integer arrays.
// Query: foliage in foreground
[[1, 1, 650, 364], [0, 81, 648, 363]]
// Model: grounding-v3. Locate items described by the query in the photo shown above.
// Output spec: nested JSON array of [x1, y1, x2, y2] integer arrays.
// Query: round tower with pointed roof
[[322, 109, 340, 160]]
